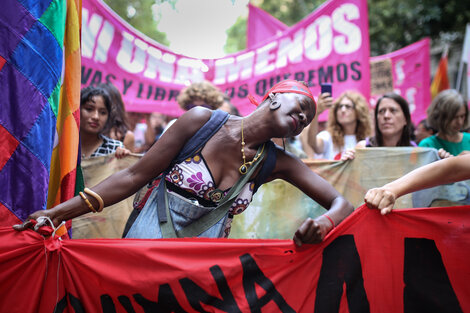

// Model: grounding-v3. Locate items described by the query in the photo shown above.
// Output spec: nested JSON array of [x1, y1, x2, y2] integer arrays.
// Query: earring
[[269, 93, 281, 110]]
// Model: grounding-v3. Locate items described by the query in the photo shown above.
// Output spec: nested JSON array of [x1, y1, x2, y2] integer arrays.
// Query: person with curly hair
[[176, 81, 225, 111], [305, 90, 372, 160], [163, 81, 226, 133], [419, 89, 470, 157]]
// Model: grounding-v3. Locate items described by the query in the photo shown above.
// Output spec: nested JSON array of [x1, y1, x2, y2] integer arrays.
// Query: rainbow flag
[[430, 50, 450, 99], [0, 0, 81, 226]]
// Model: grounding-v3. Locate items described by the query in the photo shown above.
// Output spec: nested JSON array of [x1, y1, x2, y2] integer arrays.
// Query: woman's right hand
[[364, 187, 397, 215], [438, 148, 452, 159], [317, 92, 333, 114]]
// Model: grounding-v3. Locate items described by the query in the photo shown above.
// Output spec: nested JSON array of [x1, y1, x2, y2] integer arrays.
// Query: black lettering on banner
[[105, 74, 116, 84], [179, 265, 242, 312], [122, 79, 133, 95], [168, 89, 179, 101], [283, 73, 291, 80], [336, 63, 348, 82], [318, 66, 334, 84], [53, 294, 68, 313], [117, 295, 136, 313], [133, 284, 186, 313], [237, 84, 248, 98], [307, 70, 316, 87], [269, 75, 282, 89], [81, 66, 93, 85], [137, 83, 144, 98], [154, 87, 166, 101], [403, 238, 463, 313], [255, 79, 267, 97], [240, 253, 295, 313], [314, 235, 370, 313], [225, 87, 235, 98], [351, 61, 361, 81], [90, 71, 103, 86], [100, 294, 117, 312], [146, 85, 153, 99], [69, 293, 86, 313], [294, 71, 305, 82]]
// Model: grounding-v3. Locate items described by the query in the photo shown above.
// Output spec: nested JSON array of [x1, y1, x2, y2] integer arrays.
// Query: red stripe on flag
[[0, 56, 6, 71], [0, 125, 19, 171], [0, 203, 21, 227]]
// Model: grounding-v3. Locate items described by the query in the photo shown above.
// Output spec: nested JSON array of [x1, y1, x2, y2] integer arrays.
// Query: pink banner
[[247, 5, 430, 124], [246, 3, 288, 50], [82, 0, 370, 117], [370, 38, 431, 123]]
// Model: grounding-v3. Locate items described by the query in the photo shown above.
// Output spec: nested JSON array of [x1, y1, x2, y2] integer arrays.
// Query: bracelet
[[84, 188, 104, 212], [79, 192, 97, 213], [323, 214, 335, 228]]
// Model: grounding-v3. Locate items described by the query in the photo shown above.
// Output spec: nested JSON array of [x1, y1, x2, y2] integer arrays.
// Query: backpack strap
[[171, 110, 230, 167]]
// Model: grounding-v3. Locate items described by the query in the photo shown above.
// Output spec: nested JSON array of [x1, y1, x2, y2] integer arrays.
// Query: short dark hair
[[426, 89, 468, 136]]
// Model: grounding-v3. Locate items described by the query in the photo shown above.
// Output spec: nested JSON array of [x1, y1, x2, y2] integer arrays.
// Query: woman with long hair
[[306, 91, 372, 160], [356, 93, 415, 148]]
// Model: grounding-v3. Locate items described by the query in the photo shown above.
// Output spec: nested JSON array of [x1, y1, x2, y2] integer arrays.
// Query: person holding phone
[[304, 89, 372, 160]]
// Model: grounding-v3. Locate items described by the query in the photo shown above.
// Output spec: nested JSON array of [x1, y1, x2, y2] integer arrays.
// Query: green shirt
[[419, 133, 470, 156]]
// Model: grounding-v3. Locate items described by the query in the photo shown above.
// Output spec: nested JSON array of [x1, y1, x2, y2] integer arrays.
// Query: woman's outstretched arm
[[365, 154, 470, 215]]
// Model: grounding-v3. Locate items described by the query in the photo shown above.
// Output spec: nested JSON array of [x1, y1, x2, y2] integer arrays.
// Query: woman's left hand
[[293, 216, 333, 246], [115, 147, 131, 159]]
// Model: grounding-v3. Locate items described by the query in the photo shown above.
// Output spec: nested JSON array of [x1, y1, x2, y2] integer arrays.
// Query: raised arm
[[269, 149, 354, 246], [305, 93, 333, 154], [365, 154, 470, 215], [14, 108, 213, 230]]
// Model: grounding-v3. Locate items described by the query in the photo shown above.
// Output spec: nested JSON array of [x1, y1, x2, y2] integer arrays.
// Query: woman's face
[[80, 95, 109, 135], [336, 97, 357, 126], [448, 105, 467, 134], [376, 98, 407, 138], [273, 93, 315, 137]]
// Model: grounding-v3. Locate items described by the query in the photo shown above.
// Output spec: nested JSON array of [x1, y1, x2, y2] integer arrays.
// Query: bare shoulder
[[166, 107, 213, 136]]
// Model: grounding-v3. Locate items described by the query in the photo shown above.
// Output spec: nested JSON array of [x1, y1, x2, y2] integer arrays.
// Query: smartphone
[[320, 83, 332, 95]]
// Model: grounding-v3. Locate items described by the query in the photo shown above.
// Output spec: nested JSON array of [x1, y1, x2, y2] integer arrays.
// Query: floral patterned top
[[165, 152, 255, 237]]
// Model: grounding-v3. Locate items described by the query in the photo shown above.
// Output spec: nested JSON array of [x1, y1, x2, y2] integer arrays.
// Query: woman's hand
[[340, 149, 356, 161], [317, 92, 333, 115], [364, 187, 396, 215], [293, 216, 333, 246], [12, 209, 62, 232], [438, 148, 452, 159], [115, 147, 131, 159]]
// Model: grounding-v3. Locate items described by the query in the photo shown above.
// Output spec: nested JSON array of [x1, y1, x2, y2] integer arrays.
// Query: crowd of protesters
[[16, 78, 469, 241]]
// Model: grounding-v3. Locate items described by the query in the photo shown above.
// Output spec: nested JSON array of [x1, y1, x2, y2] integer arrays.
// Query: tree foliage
[[225, 0, 470, 56], [103, 0, 169, 45]]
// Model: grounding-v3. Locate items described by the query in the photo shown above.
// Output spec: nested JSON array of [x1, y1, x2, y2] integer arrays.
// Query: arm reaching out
[[365, 154, 470, 214]]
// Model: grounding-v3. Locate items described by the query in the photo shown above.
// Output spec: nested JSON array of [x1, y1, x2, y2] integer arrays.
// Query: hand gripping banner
[[1, 204, 469, 312]]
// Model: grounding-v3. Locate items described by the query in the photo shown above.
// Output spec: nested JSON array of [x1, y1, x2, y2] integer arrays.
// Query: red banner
[[1, 205, 469, 312]]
